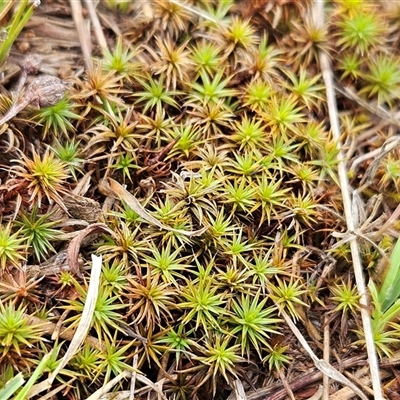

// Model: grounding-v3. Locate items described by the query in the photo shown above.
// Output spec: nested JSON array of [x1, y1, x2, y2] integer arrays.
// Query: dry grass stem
[[323, 315, 330, 400], [231, 379, 247, 400], [27, 315, 104, 350], [83, 0, 108, 51], [35, 379, 75, 400], [358, 138, 400, 188], [99, 177, 208, 236], [169, 0, 218, 23], [334, 84, 400, 128], [134, 375, 168, 400], [280, 308, 368, 400], [329, 368, 392, 400], [87, 371, 130, 400], [350, 136, 400, 173], [69, 0, 93, 71], [129, 354, 138, 400], [314, 1, 383, 398], [27, 254, 102, 398]]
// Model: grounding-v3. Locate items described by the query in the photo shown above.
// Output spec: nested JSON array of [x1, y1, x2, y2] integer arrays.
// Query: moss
[[0, 0, 399, 398]]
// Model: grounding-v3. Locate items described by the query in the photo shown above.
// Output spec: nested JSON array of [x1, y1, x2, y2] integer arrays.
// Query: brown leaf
[[67, 223, 116, 277], [98, 177, 208, 237]]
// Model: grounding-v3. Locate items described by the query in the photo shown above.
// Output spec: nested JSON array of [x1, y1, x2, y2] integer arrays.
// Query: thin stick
[[334, 83, 400, 128], [313, 2, 383, 399], [323, 315, 330, 400], [231, 379, 247, 400], [86, 371, 130, 400], [281, 310, 368, 400], [69, 0, 93, 71], [373, 202, 400, 240], [129, 354, 138, 400], [278, 369, 295, 400], [168, 0, 218, 23], [349, 136, 400, 173], [83, 0, 108, 51]]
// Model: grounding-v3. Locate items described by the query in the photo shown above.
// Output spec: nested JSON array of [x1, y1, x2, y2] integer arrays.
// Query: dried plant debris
[[0, 0, 399, 399]]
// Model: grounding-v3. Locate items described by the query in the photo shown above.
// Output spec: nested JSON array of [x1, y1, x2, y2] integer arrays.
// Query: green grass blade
[[0, 0, 39, 67], [0, 374, 25, 400], [381, 299, 400, 324], [379, 237, 400, 312], [13, 351, 52, 400]]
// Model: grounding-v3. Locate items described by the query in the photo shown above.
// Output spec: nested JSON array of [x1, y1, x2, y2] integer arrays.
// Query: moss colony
[[1, 0, 400, 399]]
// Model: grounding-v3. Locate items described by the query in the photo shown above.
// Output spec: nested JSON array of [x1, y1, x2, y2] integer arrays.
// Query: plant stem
[[0, 98, 30, 126], [314, 1, 383, 399], [0, 0, 39, 67]]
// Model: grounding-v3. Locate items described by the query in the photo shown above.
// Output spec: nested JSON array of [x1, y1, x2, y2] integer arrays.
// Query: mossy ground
[[0, 0, 400, 399]]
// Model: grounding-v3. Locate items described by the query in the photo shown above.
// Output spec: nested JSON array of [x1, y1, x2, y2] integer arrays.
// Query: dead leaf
[[99, 177, 208, 237], [67, 223, 116, 277]]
